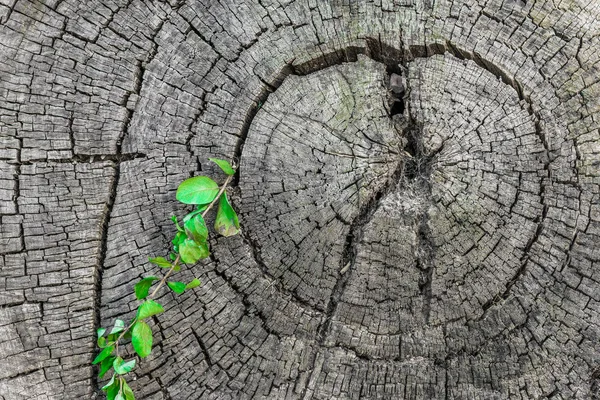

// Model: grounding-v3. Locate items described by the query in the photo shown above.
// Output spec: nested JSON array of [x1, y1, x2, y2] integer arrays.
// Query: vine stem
[[149, 174, 232, 298], [201, 174, 233, 218], [113, 174, 233, 355], [149, 254, 181, 298]]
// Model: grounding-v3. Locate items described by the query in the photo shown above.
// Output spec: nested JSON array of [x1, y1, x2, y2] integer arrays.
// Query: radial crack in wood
[[1, 1, 599, 399]]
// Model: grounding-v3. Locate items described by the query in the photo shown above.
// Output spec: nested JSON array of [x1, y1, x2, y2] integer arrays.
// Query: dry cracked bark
[[1, 0, 599, 399]]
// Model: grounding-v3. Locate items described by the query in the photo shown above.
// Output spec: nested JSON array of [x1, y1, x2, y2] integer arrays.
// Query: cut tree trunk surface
[[1, 1, 599, 399]]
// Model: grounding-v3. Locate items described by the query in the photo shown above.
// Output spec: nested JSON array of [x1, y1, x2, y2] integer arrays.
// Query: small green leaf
[[179, 238, 210, 264], [97, 327, 107, 338], [121, 360, 136, 374], [101, 374, 116, 391], [149, 257, 171, 268], [185, 278, 201, 290], [184, 213, 208, 243], [93, 345, 115, 365], [99, 355, 115, 378], [134, 276, 159, 300], [137, 299, 164, 320], [131, 321, 153, 358], [97, 336, 107, 348], [105, 378, 120, 400], [154, 251, 180, 271], [183, 209, 202, 223], [109, 319, 125, 335], [112, 357, 123, 372], [172, 231, 187, 254], [171, 230, 187, 246], [176, 176, 219, 205], [106, 333, 119, 344], [171, 215, 184, 232], [123, 379, 136, 400], [113, 356, 136, 375], [123, 380, 135, 400], [167, 281, 186, 294], [209, 158, 235, 175], [214, 193, 241, 237]]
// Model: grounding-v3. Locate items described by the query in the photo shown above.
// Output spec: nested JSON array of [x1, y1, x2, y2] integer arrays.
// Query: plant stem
[[110, 175, 232, 359], [149, 255, 180, 298], [114, 254, 181, 355], [115, 318, 136, 356], [146, 176, 231, 304], [201, 175, 233, 218]]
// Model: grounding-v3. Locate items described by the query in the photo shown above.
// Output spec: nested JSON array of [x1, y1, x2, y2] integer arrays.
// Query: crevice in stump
[[92, 160, 120, 394], [92, 17, 164, 393], [317, 152, 405, 343], [400, 92, 437, 325], [226, 38, 559, 397], [476, 102, 552, 321], [192, 329, 213, 367], [237, 219, 325, 313], [232, 62, 296, 187], [6, 137, 25, 257]]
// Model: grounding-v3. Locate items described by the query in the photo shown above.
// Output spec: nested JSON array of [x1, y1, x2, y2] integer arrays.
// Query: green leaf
[[99, 355, 115, 378], [149, 256, 171, 268], [167, 281, 187, 294], [171, 215, 184, 232], [102, 374, 116, 391], [185, 278, 201, 290], [214, 193, 241, 237], [209, 158, 235, 175], [97, 336, 107, 348], [184, 213, 208, 243], [105, 378, 121, 400], [93, 344, 115, 365], [134, 276, 159, 300], [179, 238, 210, 264], [172, 231, 187, 256], [106, 333, 119, 344], [121, 360, 136, 374], [113, 356, 136, 375], [154, 251, 179, 271], [176, 176, 219, 205], [97, 327, 107, 338], [109, 319, 125, 335], [137, 299, 164, 320], [131, 321, 153, 358], [115, 393, 125, 400], [123, 379, 136, 400], [183, 209, 202, 223], [172, 232, 186, 247]]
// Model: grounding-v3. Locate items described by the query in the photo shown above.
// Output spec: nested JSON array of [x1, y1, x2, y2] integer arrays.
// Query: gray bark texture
[[0, 0, 599, 399]]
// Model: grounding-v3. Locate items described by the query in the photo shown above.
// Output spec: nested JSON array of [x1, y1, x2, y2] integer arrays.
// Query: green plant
[[93, 158, 240, 400]]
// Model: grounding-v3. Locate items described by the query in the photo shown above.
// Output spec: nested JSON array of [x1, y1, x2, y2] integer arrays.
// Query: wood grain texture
[[0, 0, 599, 399]]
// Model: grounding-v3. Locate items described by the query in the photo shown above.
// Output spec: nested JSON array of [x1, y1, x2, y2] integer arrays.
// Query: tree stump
[[1, 1, 599, 399]]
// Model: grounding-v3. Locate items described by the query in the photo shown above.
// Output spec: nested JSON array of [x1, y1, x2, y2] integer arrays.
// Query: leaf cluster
[[93, 159, 240, 399]]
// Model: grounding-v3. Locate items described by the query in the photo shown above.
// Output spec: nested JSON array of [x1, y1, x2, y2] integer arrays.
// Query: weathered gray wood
[[1, 0, 599, 399]]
